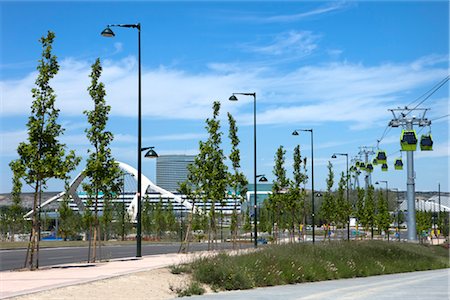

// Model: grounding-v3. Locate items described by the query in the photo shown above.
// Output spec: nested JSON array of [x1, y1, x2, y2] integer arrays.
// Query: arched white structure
[[25, 161, 194, 220]]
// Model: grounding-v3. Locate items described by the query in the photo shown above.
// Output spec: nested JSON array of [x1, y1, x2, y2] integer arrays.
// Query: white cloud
[[1, 55, 447, 131], [242, 31, 319, 57], [238, 1, 351, 23]]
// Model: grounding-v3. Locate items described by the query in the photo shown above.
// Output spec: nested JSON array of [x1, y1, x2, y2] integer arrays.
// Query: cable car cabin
[[394, 158, 403, 170], [366, 163, 374, 172], [420, 134, 433, 151], [400, 130, 418, 151], [355, 161, 360, 168], [381, 163, 388, 172], [376, 150, 387, 164], [372, 158, 378, 165], [359, 162, 366, 170]]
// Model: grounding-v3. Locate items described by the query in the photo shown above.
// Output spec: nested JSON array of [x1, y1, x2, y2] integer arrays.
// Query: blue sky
[[1, 1, 449, 194]]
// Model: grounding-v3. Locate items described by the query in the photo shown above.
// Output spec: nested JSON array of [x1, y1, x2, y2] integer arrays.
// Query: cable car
[[400, 130, 417, 151], [372, 158, 378, 165], [359, 162, 366, 170], [420, 134, 433, 151], [376, 150, 387, 164], [394, 158, 403, 170], [381, 163, 388, 172], [366, 163, 374, 172], [355, 161, 361, 168]]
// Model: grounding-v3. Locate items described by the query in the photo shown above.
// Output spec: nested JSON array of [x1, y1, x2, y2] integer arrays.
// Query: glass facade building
[[156, 154, 196, 192]]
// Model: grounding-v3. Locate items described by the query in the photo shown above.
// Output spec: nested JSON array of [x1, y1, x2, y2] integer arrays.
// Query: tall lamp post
[[229, 92, 259, 247], [101, 23, 145, 257], [331, 153, 350, 241], [292, 129, 315, 243], [375, 180, 389, 241]]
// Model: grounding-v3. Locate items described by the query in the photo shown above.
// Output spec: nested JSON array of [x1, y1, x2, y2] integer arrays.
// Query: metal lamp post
[[331, 153, 350, 241], [229, 92, 259, 247], [102, 23, 144, 257], [292, 129, 315, 243]]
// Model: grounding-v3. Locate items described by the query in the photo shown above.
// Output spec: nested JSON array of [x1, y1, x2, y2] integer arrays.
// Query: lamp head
[[258, 176, 268, 182], [101, 26, 115, 37], [229, 94, 238, 101], [331, 154, 337, 159], [292, 130, 299, 136], [143, 147, 158, 158]]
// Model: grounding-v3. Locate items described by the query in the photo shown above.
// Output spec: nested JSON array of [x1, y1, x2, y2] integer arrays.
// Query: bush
[[176, 281, 205, 297]]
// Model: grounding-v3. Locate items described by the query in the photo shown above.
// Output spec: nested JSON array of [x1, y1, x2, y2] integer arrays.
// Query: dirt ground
[[10, 267, 192, 300]]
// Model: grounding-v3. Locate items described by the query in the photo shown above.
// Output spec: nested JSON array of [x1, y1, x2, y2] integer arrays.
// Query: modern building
[[156, 155, 195, 192]]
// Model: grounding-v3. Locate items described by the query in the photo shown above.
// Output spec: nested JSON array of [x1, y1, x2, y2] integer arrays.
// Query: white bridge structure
[[25, 161, 245, 221]]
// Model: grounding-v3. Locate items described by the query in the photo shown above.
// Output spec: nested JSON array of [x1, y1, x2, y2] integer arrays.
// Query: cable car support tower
[[358, 146, 375, 191], [388, 108, 431, 241]]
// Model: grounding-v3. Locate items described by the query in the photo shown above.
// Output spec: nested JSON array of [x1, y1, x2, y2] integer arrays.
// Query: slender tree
[[319, 162, 335, 241], [9, 31, 80, 269], [83, 58, 122, 262], [355, 187, 365, 239], [288, 145, 308, 242], [335, 172, 351, 239], [364, 185, 376, 239], [227, 112, 248, 248], [376, 190, 390, 240], [269, 146, 289, 243]]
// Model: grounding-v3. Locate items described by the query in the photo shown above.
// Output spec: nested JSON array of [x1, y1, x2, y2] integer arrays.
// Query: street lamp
[[229, 92, 259, 247], [102, 23, 143, 256], [375, 180, 389, 241], [292, 129, 315, 243], [331, 153, 350, 241]]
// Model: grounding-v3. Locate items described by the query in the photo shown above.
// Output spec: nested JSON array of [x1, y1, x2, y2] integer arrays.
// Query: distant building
[[156, 154, 196, 192]]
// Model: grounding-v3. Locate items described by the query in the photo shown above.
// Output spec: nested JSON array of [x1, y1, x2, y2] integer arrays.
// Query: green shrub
[[176, 281, 205, 297], [188, 241, 449, 292]]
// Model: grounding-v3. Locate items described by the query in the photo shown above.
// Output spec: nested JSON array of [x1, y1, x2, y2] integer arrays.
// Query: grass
[[172, 241, 449, 292]]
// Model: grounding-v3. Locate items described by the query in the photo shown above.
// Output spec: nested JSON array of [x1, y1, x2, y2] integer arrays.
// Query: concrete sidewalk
[[0, 252, 195, 299]]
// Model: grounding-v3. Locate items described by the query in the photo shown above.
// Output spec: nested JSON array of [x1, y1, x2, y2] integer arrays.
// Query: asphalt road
[[0, 242, 245, 271], [189, 268, 450, 300]]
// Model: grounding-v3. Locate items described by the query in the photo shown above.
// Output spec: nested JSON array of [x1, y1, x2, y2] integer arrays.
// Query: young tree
[[58, 184, 80, 241], [376, 190, 391, 240], [8, 161, 26, 241], [364, 185, 376, 239], [227, 112, 248, 248], [355, 187, 365, 239], [269, 146, 289, 243], [83, 58, 122, 261], [9, 32, 80, 269], [287, 145, 308, 242], [335, 172, 351, 239], [319, 162, 335, 241]]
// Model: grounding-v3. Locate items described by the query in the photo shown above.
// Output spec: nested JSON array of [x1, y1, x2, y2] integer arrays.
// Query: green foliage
[[9, 31, 81, 269], [189, 241, 450, 291], [227, 112, 248, 245], [58, 187, 81, 241], [416, 210, 432, 242], [319, 162, 336, 231], [175, 281, 205, 297], [376, 190, 391, 236], [112, 202, 132, 240], [364, 186, 376, 235], [335, 172, 351, 229]]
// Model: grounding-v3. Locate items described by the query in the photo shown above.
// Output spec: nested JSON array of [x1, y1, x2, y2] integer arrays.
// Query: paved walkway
[[189, 268, 450, 300], [0, 252, 194, 299]]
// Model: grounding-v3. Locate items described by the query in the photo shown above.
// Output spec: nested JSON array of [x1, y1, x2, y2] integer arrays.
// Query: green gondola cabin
[[400, 130, 418, 151], [394, 158, 403, 170], [420, 134, 433, 151], [372, 158, 378, 165], [376, 150, 387, 164], [381, 163, 388, 172], [366, 163, 374, 172], [359, 162, 366, 170]]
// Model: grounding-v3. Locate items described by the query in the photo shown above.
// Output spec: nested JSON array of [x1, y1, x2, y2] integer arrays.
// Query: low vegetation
[[171, 241, 449, 294]]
